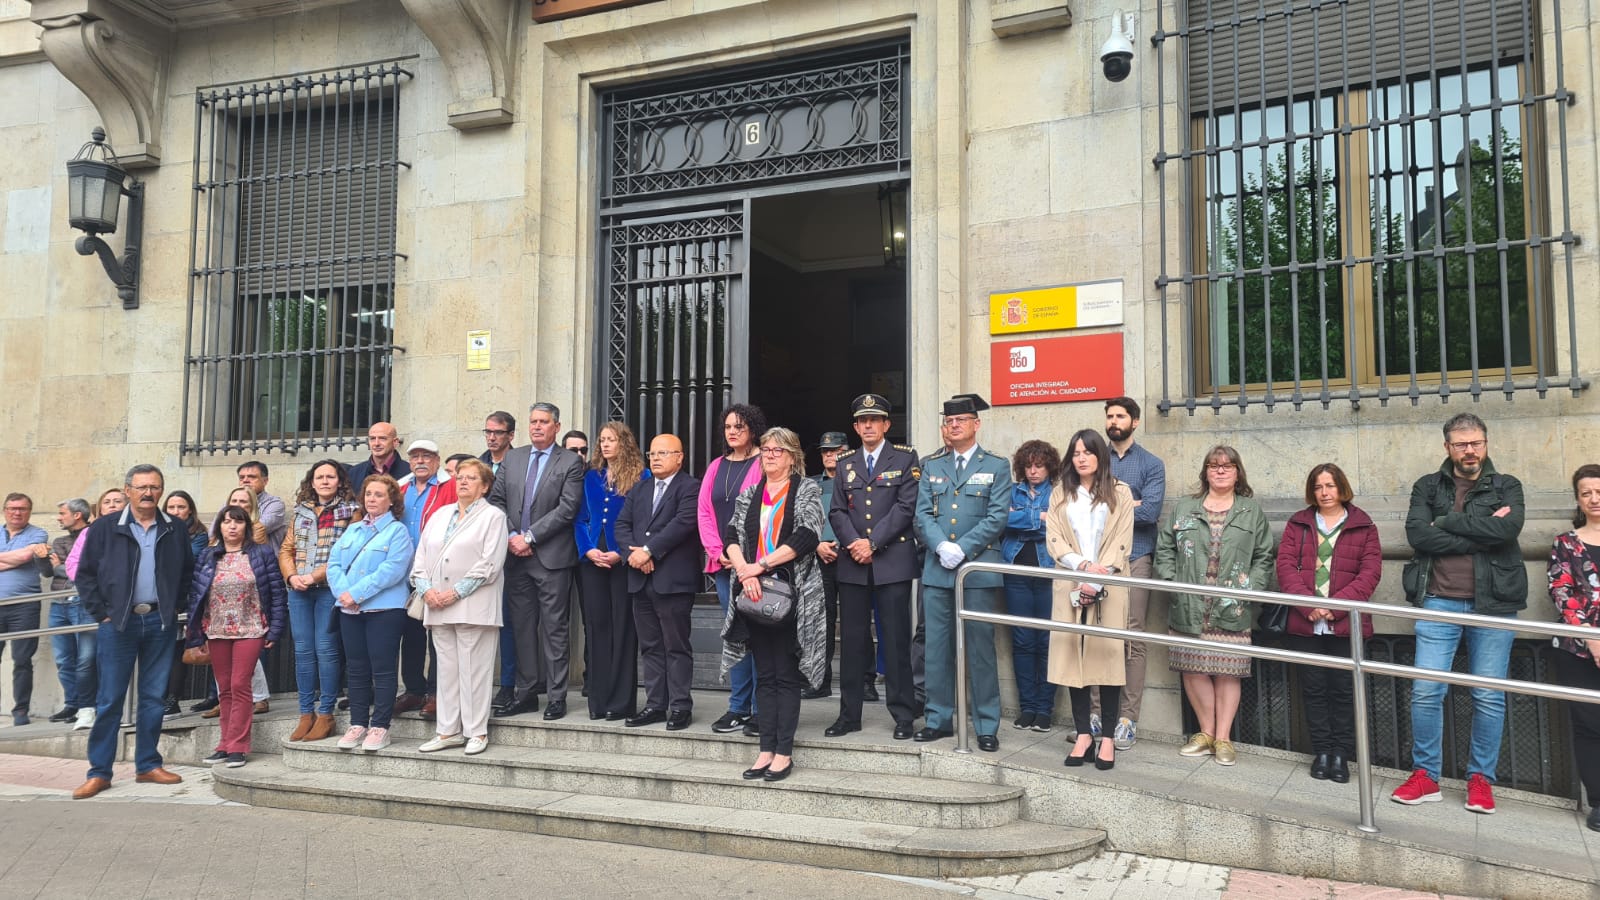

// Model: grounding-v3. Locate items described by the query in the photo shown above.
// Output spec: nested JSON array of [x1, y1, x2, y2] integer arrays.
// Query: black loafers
[[892, 723, 914, 741], [977, 734, 999, 753], [913, 727, 953, 743], [823, 718, 860, 737], [665, 709, 692, 731], [542, 700, 567, 721], [625, 708, 666, 728]]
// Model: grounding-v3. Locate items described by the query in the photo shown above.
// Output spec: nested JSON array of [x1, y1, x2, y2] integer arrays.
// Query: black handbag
[[735, 571, 795, 626], [1258, 602, 1290, 635]]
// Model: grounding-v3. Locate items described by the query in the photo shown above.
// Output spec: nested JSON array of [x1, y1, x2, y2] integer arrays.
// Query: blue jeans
[[49, 601, 97, 709], [1409, 595, 1516, 783], [1003, 573, 1057, 716], [498, 592, 518, 690], [714, 570, 756, 714], [87, 611, 175, 780], [340, 609, 406, 729], [288, 587, 342, 715], [0, 600, 40, 713]]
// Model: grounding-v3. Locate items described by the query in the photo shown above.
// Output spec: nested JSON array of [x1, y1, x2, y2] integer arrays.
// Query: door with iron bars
[[598, 202, 748, 475]]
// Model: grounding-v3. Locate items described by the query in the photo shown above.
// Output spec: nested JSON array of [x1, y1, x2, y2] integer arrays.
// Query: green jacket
[[1402, 458, 1526, 614], [1155, 495, 1276, 635]]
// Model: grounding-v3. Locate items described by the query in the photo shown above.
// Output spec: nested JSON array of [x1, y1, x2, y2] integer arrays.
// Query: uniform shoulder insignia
[[893, 443, 916, 454]]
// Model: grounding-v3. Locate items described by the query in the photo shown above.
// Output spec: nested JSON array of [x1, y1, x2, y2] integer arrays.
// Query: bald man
[[349, 422, 411, 489], [614, 434, 702, 730]]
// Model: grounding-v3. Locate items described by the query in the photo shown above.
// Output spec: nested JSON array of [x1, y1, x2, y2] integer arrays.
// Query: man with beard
[[1094, 397, 1165, 750]]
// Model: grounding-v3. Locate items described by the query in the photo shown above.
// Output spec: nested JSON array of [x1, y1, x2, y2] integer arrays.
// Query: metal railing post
[[1349, 608, 1379, 833], [954, 567, 971, 754]]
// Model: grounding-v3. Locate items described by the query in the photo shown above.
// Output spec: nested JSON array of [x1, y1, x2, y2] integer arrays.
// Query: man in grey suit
[[487, 401, 586, 720]]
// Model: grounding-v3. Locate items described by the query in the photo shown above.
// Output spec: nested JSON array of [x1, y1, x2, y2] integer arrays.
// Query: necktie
[[956, 454, 967, 478], [865, 452, 876, 478], [521, 450, 544, 529], [652, 478, 667, 514]]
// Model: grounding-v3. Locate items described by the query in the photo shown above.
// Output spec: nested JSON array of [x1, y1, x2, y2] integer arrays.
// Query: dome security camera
[[1100, 12, 1135, 83]]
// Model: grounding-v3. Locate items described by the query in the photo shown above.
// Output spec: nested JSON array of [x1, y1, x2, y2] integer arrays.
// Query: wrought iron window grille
[[182, 62, 411, 456]]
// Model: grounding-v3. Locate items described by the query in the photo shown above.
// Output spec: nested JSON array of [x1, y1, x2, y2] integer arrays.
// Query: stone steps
[[278, 736, 1023, 829], [213, 758, 1103, 878]]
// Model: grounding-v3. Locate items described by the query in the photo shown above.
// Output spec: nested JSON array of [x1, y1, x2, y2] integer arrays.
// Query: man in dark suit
[[487, 402, 585, 720], [348, 422, 411, 489], [826, 393, 921, 740], [615, 433, 702, 730]]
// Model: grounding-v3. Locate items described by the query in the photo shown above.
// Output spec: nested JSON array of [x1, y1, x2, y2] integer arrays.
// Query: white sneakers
[[72, 708, 95, 731]]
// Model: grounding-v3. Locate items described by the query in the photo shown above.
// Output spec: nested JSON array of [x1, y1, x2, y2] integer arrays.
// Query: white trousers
[[431, 623, 498, 738]]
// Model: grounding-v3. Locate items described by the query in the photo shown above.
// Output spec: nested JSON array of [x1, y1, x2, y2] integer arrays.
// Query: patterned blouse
[[204, 550, 267, 640], [1547, 530, 1600, 659]]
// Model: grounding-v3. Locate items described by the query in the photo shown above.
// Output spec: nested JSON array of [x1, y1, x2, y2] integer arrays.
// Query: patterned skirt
[[1168, 627, 1253, 678]]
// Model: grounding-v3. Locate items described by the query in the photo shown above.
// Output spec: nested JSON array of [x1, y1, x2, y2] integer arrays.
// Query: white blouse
[[1058, 486, 1110, 578]]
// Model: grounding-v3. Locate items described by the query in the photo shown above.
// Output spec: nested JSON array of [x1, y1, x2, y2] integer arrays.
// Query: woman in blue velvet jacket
[[574, 422, 651, 721], [1001, 440, 1062, 733], [327, 474, 415, 753]]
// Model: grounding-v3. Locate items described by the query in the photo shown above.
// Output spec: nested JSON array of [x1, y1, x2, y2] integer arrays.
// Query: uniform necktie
[[956, 454, 967, 478], [865, 452, 876, 478], [653, 478, 667, 514]]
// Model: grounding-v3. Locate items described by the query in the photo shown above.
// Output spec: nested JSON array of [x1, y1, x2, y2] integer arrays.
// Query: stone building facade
[[1, 0, 1597, 751]]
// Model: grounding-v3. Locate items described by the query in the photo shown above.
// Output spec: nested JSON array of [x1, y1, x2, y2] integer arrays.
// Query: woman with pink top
[[698, 403, 767, 736]]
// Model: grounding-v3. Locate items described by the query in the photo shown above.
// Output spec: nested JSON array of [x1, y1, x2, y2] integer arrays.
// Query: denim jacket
[[326, 513, 414, 612], [1001, 481, 1055, 569]]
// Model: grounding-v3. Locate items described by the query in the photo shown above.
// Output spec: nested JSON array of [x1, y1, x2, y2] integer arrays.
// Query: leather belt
[[132, 602, 155, 615]]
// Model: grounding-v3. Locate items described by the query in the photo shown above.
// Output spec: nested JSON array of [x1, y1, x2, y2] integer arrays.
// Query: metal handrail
[[0, 589, 80, 608], [952, 560, 1600, 835]]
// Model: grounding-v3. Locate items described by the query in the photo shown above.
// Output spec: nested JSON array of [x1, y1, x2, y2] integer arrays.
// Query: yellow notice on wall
[[467, 330, 491, 371], [988, 280, 1124, 335]]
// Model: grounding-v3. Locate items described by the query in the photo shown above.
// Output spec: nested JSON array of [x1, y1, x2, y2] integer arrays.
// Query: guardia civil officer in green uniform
[[826, 394, 922, 739], [804, 431, 849, 700], [914, 394, 1010, 751]]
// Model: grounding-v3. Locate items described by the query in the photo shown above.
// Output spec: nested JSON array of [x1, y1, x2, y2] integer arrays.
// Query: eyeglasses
[[942, 415, 977, 427], [128, 484, 163, 494], [646, 450, 682, 459], [1448, 440, 1487, 452], [759, 447, 789, 456], [1206, 463, 1237, 472], [569, 446, 589, 455], [3, 506, 29, 513], [483, 428, 511, 436]]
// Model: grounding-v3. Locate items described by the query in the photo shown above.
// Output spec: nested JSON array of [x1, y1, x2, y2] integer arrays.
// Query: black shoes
[[543, 700, 567, 721], [1310, 751, 1331, 781], [1094, 738, 1115, 770], [48, 706, 78, 723], [800, 686, 832, 700], [977, 734, 999, 753], [1588, 806, 1600, 833], [912, 726, 953, 743], [1327, 753, 1350, 784], [710, 711, 749, 734], [605, 710, 629, 721], [492, 686, 515, 709], [763, 762, 795, 782], [742, 765, 769, 780], [497, 694, 540, 717], [1064, 737, 1092, 767], [824, 718, 860, 737], [162, 697, 182, 720], [190, 697, 219, 713], [892, 722, 914, 741], [862, 681, 880, 702], [665, 709, 692, 731], [742, 720, 759, 737], [625, 708, 666, 728], [1013, 712, 1035, 730]]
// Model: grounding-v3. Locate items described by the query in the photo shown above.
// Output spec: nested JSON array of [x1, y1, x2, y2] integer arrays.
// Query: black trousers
[[818, 562, 837, 691], [1070, 685, 1119, 737], [837, 579, 917, 727], [0, 601, 39, 713], [400, 616, 437, 696], [1550, 649, 1600, 806], [748, 622, 804, 755], [579, 561, 637, 718], [1284, 633, 1355, 754], [633, 586, 693, 713]]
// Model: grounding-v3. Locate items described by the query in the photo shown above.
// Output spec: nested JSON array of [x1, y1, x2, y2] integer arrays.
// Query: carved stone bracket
[[991, 0, 1073, 38], [401, 0, 518, 129], [32, 0, 172, 168]]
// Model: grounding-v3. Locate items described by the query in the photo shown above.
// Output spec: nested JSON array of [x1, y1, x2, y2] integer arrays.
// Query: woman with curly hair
[[1002, 439, 1062, 733], [279, 460, 361, 742], [575, 422, 651, 721]]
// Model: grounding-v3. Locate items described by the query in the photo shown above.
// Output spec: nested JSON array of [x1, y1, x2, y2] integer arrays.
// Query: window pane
[[1370, 64, 1530, 374], [1205, 96, 1345, 386]]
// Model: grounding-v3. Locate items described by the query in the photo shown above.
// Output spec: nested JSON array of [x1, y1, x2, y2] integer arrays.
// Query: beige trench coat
[[1044, 481, 1134, 688]]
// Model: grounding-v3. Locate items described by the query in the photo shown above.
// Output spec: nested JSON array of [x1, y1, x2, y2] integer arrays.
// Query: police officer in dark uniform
[[825, 393, 921, 739], [803, 431, 849, 700]]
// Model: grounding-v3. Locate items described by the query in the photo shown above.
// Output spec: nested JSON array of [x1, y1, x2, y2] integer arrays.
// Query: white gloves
[[936, 541, 965, 569]]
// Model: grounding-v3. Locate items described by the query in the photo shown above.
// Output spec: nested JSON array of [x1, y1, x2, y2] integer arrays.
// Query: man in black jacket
[[72, 464, 196, 800], [616, 434, 702, 731], [1391, 413, 1525, 815]]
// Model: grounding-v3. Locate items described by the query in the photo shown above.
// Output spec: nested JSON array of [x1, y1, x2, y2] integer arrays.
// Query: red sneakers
[[1390, 769, 1442, 805], [1465, 773, 1496, 814]]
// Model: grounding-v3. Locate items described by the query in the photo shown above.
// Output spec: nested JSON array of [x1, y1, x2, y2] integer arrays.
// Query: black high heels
[[1063, 736, 1093, 767], [1095, 737, 1116, 771]]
